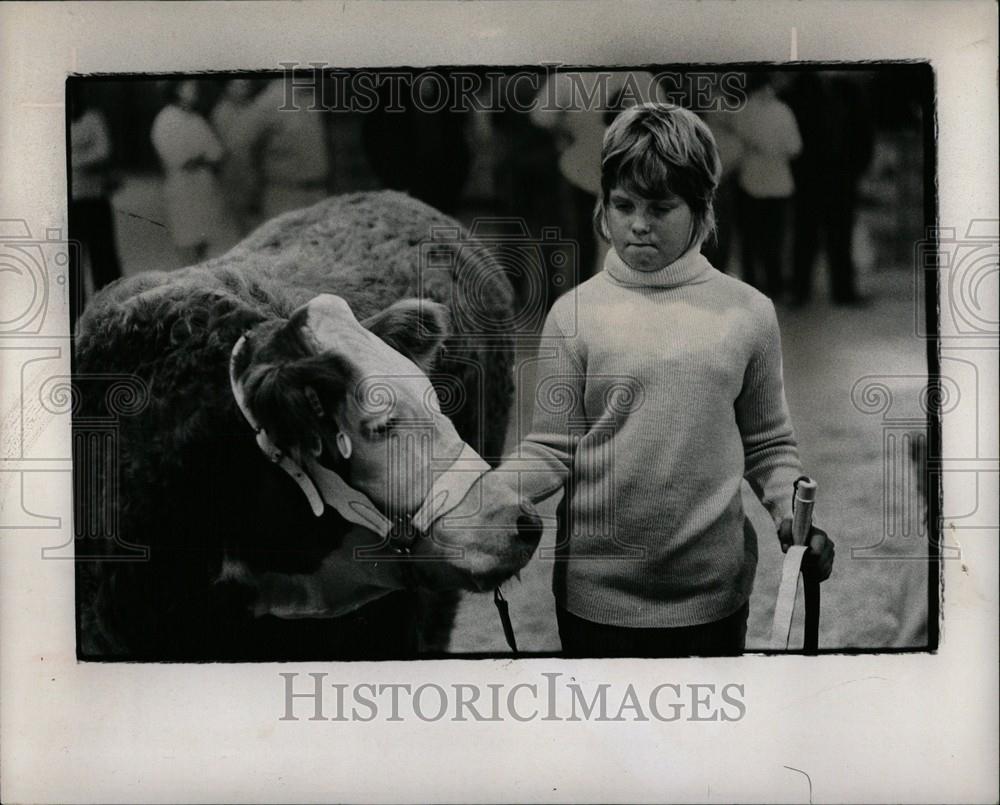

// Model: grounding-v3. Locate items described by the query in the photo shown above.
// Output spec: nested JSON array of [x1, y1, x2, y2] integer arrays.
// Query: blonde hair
[[594, 103, 722, 252]]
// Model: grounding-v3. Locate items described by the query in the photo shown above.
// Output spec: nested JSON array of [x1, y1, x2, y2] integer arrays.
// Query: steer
[[225, 292, 542, 615], [75, 190, 541, 661]]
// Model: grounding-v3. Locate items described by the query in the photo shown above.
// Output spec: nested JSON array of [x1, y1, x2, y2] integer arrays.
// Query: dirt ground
[[103, 176, 934, 655]]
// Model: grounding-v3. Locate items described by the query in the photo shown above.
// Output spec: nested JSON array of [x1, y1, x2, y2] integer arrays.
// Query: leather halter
[[228, 333, 490, 554]]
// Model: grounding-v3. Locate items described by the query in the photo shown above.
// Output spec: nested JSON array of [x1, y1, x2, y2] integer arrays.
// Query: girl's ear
[[361, 299, 451, 373]]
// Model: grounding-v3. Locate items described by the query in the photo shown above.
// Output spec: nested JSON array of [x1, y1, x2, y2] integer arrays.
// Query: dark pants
[[738, 192, 789, 300], [556, 602, 749, 658], [68, 198, 122, 331], [792, 184, 860, 304]]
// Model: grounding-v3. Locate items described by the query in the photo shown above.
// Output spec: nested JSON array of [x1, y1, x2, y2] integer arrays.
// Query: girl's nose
[[631, 216, 650, 234]]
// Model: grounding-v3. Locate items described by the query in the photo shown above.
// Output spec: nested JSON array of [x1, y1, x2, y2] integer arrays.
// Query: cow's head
[[230, 294, 541, 598]]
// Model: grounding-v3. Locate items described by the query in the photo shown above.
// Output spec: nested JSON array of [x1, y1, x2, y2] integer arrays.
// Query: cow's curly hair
[[75, 269, 361, 659]]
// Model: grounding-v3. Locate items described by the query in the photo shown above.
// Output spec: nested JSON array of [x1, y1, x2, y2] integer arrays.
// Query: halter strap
[[229, 334, 325, 517]]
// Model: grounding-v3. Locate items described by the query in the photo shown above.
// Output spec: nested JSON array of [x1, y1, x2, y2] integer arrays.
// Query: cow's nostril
[[516, 512, 543, 546]]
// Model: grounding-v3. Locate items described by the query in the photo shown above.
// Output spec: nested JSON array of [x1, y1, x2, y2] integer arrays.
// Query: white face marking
[[299, 294, 464, 514]]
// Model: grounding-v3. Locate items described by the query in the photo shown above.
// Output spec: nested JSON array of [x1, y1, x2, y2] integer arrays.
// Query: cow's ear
[[363, 299, 451, 372]]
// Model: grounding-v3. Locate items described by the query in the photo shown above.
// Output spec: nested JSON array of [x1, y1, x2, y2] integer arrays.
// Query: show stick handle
[[792, 477, 817, 546]]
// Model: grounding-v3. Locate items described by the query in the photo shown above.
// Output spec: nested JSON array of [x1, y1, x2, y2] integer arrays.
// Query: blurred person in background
[[700, 88, 745, 273], [150, 79, 241, 265], [362, 73, 470, 216], [782, 71, 875, 306], [211, 78, 263, 234], [69, 90, 123, 329], [491, 71, 572, 312], [235, 78, 331, 221], [733, 72, 801, 300]]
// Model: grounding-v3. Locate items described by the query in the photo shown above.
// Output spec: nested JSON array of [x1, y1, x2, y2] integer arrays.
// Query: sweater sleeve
[[151, 109, 223, 170], [736, 298, 802, 527], [778, 103, 803, 159], [497, 307, 584, 503], [73, 111, 111, 168]]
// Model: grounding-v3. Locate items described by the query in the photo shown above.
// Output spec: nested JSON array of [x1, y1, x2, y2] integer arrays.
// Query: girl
[[506, 102, 834, 657], [150, 80, 241, 265]]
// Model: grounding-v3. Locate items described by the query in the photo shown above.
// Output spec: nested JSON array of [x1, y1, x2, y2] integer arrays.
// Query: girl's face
[[606, 185, 694, 272]]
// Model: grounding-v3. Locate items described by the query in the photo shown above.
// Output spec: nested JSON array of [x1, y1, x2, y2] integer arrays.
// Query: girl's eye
[[370, 421, 392, 438]]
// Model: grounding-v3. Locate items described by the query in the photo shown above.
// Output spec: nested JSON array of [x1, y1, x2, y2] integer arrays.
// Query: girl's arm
[[737, 298, 835, 580], [735, 297, 803, 527], [776, 103, 803, 159], [496, 307, 584, 504]]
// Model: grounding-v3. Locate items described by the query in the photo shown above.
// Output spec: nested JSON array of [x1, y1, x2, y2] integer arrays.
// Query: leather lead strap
[[803, 578, 820, 654], [494, 587, 518, 654], [770, 545, 808, 650]]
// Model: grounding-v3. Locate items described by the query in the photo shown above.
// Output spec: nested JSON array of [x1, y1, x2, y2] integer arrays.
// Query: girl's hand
[[778, 518, 835, 582]]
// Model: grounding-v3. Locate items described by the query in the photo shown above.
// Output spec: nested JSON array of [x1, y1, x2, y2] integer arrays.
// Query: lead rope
[[797, 477, 821, 654], [493, 587, 518, 654]]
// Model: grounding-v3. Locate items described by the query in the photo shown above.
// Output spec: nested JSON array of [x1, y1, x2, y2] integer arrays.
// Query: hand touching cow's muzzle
[[412, 470, 543, 592]]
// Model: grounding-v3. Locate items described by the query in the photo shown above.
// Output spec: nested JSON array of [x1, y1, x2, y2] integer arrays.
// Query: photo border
[[1, 2, 996, 802]]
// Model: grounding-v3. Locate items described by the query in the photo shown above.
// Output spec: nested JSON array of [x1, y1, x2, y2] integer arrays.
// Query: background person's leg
[[791, 192, 822, 304], [738, 190, 763, 291], [760, 199, 789, 301]]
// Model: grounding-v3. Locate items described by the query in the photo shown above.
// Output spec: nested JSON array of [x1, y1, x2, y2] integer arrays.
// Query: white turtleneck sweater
[[507, 246, 802, 628]]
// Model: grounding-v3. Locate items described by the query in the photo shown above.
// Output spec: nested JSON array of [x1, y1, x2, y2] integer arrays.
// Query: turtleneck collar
[[603, 246, 712, 289]]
